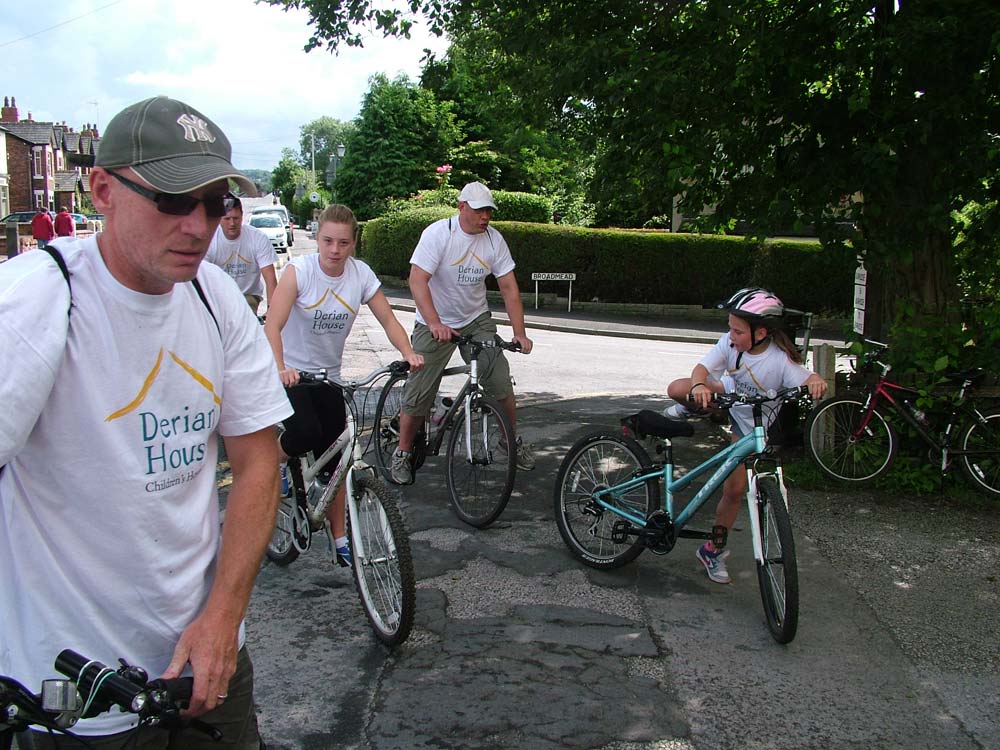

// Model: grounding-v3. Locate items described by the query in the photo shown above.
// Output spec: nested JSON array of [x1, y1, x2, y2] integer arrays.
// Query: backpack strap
[[190, 276, 221, 335], [41, 245, 72, 317]]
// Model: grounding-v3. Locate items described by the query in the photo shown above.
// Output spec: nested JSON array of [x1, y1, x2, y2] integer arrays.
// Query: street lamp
[[307, 132, 316, 184], [328, 143, 345, 202]]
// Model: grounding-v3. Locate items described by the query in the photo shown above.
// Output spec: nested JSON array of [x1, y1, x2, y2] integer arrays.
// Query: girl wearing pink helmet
[[665, 288, 827, 584]]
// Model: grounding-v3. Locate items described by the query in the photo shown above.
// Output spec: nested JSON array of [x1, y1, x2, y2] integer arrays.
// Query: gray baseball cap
[[95, 96, 257, 196]]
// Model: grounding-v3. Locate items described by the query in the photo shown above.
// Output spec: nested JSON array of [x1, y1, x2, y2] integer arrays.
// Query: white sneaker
[[664, 403, 690, 419], [390, 449, 414, 485]]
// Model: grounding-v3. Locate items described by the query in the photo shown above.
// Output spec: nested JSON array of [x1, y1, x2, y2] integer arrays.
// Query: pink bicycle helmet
[[724, 287, 785, 319]]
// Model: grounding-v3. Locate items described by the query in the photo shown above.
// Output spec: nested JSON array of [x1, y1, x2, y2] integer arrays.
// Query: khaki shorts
[[401, 312, 513, 416], [243, 294, 263, 315]]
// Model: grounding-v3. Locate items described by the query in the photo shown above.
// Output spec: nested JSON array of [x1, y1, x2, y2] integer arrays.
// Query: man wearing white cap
[[0, 96, 292, 748], [391, 181, 534, 485]]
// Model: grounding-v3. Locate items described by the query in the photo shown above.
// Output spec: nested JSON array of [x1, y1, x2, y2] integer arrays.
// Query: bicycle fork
[[745, 464, 788, 566]]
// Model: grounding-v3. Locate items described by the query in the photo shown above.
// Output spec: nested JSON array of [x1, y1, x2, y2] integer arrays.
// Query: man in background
[[205, 198, 278, 315]]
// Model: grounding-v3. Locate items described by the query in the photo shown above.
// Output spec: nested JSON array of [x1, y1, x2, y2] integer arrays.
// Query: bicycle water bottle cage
[[712, 525, 728, 549]]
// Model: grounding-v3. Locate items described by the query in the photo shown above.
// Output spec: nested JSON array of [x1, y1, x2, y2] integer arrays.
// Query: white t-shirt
[[700, 333, 814, 435], [409, 216, 516, 328], [204, 223, 277, 297], [280, 255, 381, 379], [0, 236, 292, 735]]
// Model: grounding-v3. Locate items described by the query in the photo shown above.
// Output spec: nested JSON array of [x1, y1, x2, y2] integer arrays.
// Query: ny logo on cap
[[176, 113, 216, 144]]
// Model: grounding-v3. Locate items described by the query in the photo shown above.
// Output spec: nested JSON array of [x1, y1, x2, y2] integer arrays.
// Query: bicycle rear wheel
[[553, 432, 658, 570], [348, 475, 415, 647], [805, 394, 898, 483], [753, 476, 799, 644], [372, 373, 407, 482], [958, 406, 1000, 498], [445, 395, 516, 528]]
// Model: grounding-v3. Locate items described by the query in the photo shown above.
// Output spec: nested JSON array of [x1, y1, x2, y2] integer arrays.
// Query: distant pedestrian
[[30, 207, 55, 249], [204, 198, 277, 314], [54, 206, 75, 237]]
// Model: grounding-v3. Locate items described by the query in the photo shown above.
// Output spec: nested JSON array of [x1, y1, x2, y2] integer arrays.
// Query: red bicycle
[[805, 339, 1000, 497]]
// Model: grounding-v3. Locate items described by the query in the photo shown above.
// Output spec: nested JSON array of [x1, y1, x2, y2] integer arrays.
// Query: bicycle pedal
[[610, 520, 634, 544]]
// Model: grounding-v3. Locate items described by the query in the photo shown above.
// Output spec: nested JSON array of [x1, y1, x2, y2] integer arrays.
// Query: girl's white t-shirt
[[409, 216, 516, 328], [0, 236, 292, 735], [280, 255, 381, 378], [700, 333, 814, 435]]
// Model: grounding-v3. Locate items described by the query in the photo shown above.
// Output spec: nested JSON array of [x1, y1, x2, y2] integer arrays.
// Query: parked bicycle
[[554, 386, 809, 644], [805, 339, 1000, 496], [372, 335, 522, 528], [1, 650, 215, 748], [267, 362, 416, 647]]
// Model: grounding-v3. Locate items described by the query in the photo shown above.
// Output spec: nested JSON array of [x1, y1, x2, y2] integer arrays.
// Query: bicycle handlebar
[[711, 385, 811, 409], [449, 334, 522, 353], [293, 360, 410, 390], [1, 650, 219, 740]]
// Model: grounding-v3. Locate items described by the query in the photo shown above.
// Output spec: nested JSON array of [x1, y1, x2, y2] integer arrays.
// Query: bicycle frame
[[288, 375, 382, 558], [594, 409, 783, 565], [859, 371, 988, 468]]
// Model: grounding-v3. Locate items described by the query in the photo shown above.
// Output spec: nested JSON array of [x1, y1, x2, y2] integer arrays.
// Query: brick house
[[0, 129, 9, 219], [1, 97, 59, 211]]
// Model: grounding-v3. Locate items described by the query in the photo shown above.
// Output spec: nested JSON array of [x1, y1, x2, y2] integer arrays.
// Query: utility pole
[[308, 132, 316, 184]]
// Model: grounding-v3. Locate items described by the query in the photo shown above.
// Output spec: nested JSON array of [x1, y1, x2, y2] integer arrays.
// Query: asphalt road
[[240, 273, 999, 750]]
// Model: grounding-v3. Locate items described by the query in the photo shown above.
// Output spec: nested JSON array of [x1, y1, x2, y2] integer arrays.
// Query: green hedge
[[361, 213, 854, 314], [383, 188, 552, 223]]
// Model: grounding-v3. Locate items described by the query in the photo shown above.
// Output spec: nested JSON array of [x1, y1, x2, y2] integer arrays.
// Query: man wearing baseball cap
[[391, 181, 535, 485], [0, 96, 292, 748]]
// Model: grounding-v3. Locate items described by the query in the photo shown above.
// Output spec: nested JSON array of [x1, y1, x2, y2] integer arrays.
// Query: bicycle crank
[[291, 502, 311, 554]]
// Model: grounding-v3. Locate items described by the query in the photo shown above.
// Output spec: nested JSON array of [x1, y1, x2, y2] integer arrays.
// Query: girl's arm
[[262, 265, 300, 386], [367, 290, 425, 370]]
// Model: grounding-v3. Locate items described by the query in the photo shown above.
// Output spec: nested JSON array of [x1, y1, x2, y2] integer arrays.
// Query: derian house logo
[[106, 347, 221, 484], [451, 245, 489, 286], [304, 289, 354, 333]]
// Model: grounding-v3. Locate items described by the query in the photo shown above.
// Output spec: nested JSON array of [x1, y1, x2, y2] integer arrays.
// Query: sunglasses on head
[[109, 171, 238, 218]]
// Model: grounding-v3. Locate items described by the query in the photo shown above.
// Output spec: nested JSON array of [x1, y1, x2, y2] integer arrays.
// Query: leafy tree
[[337, 73, 461, 219], [297, 116, 355, 188], [266, 0, 1000, 343], [269, 148, 308, 210]]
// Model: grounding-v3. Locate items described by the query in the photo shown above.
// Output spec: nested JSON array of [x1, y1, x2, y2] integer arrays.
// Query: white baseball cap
[[457, 182, 497, 210]]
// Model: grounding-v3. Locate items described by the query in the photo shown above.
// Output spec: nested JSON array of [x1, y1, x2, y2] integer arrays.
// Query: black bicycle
[[372, 335, 521, 528], [1, 650, 216, 749]]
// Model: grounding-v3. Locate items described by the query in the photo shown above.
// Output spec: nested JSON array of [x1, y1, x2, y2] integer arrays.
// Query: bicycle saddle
[[621, 410, 695, 440]]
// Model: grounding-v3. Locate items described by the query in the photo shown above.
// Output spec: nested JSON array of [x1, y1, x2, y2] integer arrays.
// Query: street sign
[[531, 272, 576, 281], [853, 259, 867, 335], [531, 273, 576, 312], [309, 191, 321, 203]]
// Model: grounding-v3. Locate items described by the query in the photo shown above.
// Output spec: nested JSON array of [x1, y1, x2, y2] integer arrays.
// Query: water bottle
[[428, 395, 454, 435], [279, 463, 289, 496]]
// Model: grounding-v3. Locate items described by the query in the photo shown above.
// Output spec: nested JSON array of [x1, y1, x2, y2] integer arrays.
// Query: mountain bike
[[805, 339, 1000, 497], [266, 362, 416, 647], [371, 335, 521, 528], [554, 386, 809, 644], [1, 649, 216, 748]]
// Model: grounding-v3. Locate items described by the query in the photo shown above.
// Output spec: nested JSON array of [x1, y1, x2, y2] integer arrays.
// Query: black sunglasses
[[109, 171, 238, 218]]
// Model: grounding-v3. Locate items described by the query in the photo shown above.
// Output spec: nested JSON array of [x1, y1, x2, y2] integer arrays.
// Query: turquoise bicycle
[[553, 386, 808, 644]]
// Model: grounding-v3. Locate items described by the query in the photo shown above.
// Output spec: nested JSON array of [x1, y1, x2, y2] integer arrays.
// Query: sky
[[0, 0, 449, 172]]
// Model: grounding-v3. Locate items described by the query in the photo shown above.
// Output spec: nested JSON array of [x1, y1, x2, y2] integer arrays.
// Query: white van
[[250, 204, 293, 247]]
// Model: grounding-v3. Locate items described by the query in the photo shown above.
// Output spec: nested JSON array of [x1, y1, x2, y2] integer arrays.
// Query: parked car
[[250, 205, 293, 247], [2, 211, 38, 225], [249, 214, 288, 252]]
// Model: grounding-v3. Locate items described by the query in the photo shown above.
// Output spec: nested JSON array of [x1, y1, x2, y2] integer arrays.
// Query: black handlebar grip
[[55, 650, 144, 713], [390, 360, 411, 374], [146, 677, 193, 705]]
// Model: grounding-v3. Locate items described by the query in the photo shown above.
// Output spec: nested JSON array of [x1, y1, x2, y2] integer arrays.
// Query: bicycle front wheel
[[553, 432, 658, 570], [267, 495, 304, 566], [445, 396, 516, 528], [372, 373, 407, 482], [753, 476, 799, 644], [805, 394, 898, 483], [958, 406, 1000, 498], [348, 475, 415, 647]]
